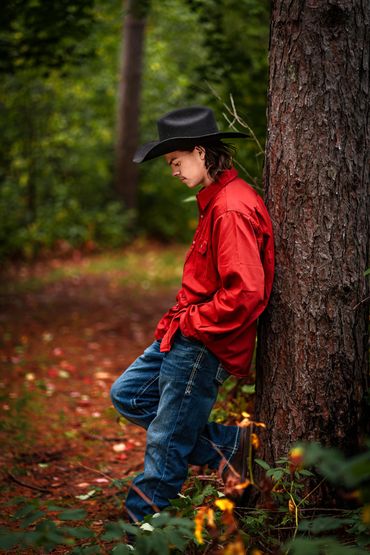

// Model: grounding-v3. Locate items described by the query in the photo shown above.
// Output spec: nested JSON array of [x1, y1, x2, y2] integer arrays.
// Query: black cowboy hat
[[133, 106, 247, 163]]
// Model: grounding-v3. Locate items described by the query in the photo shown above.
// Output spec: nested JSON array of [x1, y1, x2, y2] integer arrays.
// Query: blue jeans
[[110, 332, 240, 522]]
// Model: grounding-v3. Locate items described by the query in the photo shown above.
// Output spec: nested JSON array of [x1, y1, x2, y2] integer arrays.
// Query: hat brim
[[133, 131, 247, 163]]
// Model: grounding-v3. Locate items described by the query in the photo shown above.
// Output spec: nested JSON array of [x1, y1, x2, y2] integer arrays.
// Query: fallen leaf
[[76, 489, 96, 500], [60, 360, 76, 372], [112, 443, 126, 453], [94, 371, 111, 380]]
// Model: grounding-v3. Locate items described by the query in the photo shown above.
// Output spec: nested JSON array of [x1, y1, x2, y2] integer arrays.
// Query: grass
[[1, 241, 187, 294]]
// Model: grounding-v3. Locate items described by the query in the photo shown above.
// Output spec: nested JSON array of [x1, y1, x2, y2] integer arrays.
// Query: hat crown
[[157, 106, 219, 141]]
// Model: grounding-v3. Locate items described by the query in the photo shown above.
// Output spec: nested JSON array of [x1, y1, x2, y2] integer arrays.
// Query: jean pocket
[[215, 364, 230, 386]]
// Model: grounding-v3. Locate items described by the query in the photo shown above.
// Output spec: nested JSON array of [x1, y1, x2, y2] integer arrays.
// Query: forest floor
[[0, 241, 253, 553]]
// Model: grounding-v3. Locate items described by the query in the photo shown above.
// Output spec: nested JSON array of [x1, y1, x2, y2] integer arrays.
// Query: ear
[[195, 146, 206, 160]]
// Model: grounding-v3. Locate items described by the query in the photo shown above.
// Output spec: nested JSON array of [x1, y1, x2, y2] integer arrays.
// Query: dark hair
[[180, 139, 236, 180], [199, 139, 236, 180]]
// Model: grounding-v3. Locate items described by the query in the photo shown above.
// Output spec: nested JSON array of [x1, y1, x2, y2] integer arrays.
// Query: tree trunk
[[115, 0, 148, 212], [255, 0, 369, 465]]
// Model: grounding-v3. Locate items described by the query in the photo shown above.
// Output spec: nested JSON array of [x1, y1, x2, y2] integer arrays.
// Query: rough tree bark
[[255, 0, 369, 463], [115, 0, 148, 212]]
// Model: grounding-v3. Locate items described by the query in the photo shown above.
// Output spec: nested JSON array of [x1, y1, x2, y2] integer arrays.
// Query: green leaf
[[192, 484, 217, 506], [102, 520, 138, 541], [241, 383, 255, 394], [297, 469, 315, 477], [20, 510, 45, 528], [14, 504, 39, 519], [163, 527, 189, 549], [299, 516, 354, 534], [111, 544, 134, 554], [266, 468, 284, 481], [62, 526, 95, 539], [58, 509, 87, 521], [255, 458, 270, 470], [0, 531, 23, 549], [71, 545, 102, 554]]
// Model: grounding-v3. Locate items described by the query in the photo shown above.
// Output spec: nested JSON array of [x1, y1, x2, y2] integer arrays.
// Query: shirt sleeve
[[179, 210, 266, 340]]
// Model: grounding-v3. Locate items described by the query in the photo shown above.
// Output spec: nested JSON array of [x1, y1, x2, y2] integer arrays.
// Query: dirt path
[[0, 247, 185, 530]]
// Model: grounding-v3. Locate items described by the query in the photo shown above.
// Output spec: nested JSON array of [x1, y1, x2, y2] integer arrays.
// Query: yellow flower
[[251, 433, 260, 449], [362, 505, 370, 526], [288, 499, 296, 514], [223, 538, 246, 554], [215, 498, 235, 512], [194, 507, 207, 544], [234, 479, 251, 491], [207, 507, 215, 528]]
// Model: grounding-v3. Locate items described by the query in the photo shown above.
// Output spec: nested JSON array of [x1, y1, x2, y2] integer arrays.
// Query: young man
[[110, 106, 274, 523]]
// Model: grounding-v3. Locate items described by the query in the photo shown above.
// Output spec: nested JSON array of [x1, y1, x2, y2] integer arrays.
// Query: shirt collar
[[197, 167, 238, 213]]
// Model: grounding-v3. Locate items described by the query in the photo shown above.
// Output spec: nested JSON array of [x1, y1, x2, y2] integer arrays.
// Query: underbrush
[[1, 441, 369, 554]]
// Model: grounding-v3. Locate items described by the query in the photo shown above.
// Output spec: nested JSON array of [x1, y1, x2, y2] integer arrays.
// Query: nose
[[172, 167, 180, 177]]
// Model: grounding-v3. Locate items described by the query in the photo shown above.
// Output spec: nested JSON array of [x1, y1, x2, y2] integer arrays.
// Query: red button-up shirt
[[155, 167, 274, 377]]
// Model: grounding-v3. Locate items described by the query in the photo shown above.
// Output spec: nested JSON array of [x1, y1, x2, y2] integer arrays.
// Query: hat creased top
[[133, 106, 247, 163]]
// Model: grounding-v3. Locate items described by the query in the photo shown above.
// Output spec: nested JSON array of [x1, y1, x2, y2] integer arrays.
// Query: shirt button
[[200, 215, 204, 218], [192, 241, 195, 245]]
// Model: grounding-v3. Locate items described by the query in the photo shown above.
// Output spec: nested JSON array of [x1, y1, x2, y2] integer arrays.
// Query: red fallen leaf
[[60, 360, 76, 372], [47, 367, 59, 378], [53, 348, 64, 357], [88, 342, 100, 351], [116, 454, 127, 461], [77, 398, 91, 407]]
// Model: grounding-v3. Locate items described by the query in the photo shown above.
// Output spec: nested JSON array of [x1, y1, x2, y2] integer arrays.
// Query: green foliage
[[0, 0, 270, 257], [185, 0, 270, 182], [295, 441, 370, 505], [285, 536, 370, 555], [284, 442, 370, 554], [0, 498, 195, 554], [0, 0, 96, 74], [0, 498, 93, 552], [1, 442, 370, 553]]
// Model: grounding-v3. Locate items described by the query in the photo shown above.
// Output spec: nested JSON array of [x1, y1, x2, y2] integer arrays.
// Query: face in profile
[[164, 147, 212, 188]]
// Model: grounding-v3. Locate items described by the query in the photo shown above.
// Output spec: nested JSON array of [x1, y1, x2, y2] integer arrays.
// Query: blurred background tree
[[0, 0, 270, 259]]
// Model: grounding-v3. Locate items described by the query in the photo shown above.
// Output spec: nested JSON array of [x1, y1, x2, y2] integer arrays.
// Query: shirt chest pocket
[[194, 238, 214, 281], [197, 239, 208, 255]]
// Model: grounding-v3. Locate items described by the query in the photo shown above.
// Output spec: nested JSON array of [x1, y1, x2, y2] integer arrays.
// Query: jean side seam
[[151, 392, 188, 507], [184, 346, 207, 396], [151, 349, 208, 506], [227, 426, 240, 463]]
